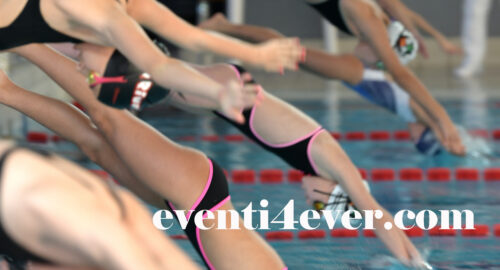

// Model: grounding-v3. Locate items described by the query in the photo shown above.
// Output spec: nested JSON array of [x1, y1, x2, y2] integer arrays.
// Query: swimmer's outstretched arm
[[10, 43, 257, 124], [407, 11, 463, 55], [25, 266, 100, 270], [43, 0, 256, 123], [126, 0, 303, 72], [199, 14, 364, 84]]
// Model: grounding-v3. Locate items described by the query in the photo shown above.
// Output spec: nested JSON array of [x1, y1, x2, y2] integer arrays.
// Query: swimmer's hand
[[401, 234, 433, 270], [217, 80, 260, 124], [255, 38, 305, 73], [438, 38, 463, 55], [430, 114, 466, 156]]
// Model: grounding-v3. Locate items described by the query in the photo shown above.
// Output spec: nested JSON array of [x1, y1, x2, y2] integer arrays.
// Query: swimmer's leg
[[87, 108, 285, 269], [0, 72, 164, 208], [165, 159, 285, 270]]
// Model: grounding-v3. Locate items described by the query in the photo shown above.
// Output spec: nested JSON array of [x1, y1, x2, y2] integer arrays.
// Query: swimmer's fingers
[[240, 72, 265, 104], [434, 119, 466, 156], [440, 39, 463, 55], [448, 133, 466, 156], [219, 80, 250, 124], [257, 38, 304, 72], [402, 234, 428, 269], [241, 72, 254, 84], [281, 37, 305, 69], [440, 124, 466, 156], [242, 83, 261, 107], [410, 259, 433, 270]]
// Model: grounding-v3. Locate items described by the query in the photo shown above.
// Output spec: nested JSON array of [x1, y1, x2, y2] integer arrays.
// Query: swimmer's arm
[[198, 17, 365, 84], [407, 11, 463, 55], [200, 16, 287, 43], [53, 0, 225, 103], [127, 0, 301, 72], [26, 264, 102, 270]]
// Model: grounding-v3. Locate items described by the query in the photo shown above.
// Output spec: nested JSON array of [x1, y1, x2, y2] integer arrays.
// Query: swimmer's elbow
[[147, 58, 172, 80]]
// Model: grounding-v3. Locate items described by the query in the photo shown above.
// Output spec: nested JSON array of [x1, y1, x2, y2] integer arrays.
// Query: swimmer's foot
[[199, 13, 230, 31]]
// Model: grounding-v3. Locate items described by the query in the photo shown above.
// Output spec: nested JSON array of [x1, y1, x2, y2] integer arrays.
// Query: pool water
[[140, 98, 500, 270]]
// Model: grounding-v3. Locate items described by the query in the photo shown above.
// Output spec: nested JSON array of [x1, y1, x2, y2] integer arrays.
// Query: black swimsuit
[[0, 0, 81, 50], [307, 0, 353, 35], [0, 146, 51, 269]]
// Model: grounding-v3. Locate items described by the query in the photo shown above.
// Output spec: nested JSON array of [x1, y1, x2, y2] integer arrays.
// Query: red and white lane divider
[[228, 168, 500, 184], [174, 129, 500, 143], [26, 131, 62, 144], [171, 224, 500, 241], [26, 128, 500, 144], [263, 224, 499, 241]]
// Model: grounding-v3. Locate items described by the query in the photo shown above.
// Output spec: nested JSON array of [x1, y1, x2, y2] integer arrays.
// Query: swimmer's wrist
[[250, 46, 265, 67]]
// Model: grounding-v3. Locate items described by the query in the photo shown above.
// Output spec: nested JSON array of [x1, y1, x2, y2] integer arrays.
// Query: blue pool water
[[136, 99, 500, 270], [38, 98, 500, 269]]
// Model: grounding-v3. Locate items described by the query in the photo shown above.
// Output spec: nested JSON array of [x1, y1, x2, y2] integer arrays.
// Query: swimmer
[[199, 5, 465, 156], [0, 68, 286, 270], [6, 43, 429, 268], [0, 0, 305, 124], [0, 139, 199, 270]]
